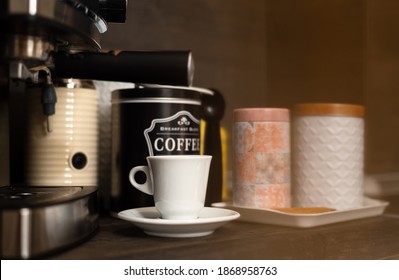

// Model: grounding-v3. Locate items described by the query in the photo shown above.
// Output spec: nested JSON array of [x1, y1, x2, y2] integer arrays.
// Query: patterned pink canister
[[233, 108, 290, 209]]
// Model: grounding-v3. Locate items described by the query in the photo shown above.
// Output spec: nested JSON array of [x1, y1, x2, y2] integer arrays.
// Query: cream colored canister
[[24, 79, 99, 186], [293, 103, 364, 210]]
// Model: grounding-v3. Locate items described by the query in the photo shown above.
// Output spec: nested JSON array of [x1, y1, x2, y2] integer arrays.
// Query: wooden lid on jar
[[294, 103, 364, 117], [234, 108, 290, 122]]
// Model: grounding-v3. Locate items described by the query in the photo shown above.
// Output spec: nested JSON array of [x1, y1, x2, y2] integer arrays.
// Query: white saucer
[[117, 207, 240, 238]]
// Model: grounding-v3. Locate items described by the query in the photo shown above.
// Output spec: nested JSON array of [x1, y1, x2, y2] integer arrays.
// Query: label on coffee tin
[[144, 110, 200, 155]]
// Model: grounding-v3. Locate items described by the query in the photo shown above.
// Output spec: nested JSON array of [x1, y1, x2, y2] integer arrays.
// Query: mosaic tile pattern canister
[[233, 108, 291, 209], [293, 103, 364, 210]]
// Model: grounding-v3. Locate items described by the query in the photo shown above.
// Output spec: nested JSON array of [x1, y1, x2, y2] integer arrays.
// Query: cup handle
[[128, 166, 154, 195]]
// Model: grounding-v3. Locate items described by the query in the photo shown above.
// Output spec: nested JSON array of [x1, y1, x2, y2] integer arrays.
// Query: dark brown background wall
[[101, 0, 399, 175]]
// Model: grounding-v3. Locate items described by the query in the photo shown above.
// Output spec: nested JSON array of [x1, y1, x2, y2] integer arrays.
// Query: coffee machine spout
[[53, 50, 195, 87]]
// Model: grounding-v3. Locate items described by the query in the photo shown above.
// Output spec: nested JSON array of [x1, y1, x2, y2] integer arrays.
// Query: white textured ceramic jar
[[233, 108, 291, 209], [293, 103, 364, 210], [24, 79, 99, 186]]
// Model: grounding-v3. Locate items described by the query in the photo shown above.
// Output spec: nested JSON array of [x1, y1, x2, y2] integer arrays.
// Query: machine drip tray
[[0, 186, 99, 259]]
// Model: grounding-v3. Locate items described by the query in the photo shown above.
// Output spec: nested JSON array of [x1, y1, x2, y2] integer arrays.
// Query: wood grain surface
[[49, 195, 399, 260]]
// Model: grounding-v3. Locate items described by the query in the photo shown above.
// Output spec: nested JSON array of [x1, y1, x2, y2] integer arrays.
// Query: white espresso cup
[[128, 155, 212, 220]]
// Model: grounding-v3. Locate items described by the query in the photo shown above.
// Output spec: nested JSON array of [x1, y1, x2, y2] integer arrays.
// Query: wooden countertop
[[50, 195, 399, 260]]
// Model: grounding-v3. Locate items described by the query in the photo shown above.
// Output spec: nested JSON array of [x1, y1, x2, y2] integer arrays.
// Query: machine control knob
[[71, 152, 88, 170], [41, 83, 57, 133]]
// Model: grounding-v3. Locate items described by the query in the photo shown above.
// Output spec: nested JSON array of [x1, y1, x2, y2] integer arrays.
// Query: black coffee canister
[[111, 87, 202, 212]]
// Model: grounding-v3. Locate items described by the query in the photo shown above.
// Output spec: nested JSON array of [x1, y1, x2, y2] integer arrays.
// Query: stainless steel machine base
[[0, 186, 99, 259]]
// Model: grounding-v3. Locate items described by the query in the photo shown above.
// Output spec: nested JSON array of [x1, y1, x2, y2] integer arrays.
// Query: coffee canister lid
[[112, 87, 202, 104], [294, 103, 364, 117], [234, 108, 290, 122]]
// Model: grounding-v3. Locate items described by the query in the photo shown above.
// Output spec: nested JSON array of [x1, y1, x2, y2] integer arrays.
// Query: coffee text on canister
[[153, 137, 200, 152]]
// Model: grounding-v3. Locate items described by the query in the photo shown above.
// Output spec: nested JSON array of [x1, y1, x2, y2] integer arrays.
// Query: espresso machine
[[0, 0, 222, 259], [0, 0, 131, 259]]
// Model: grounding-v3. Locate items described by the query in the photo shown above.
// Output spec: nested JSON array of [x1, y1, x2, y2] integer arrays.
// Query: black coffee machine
[[0, 0, 223, 259], [0, 0, 130, 260]]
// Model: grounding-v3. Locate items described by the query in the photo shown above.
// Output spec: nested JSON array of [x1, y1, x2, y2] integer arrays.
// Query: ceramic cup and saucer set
[[117, 155, 240, 238], [129, 155, 212, 220]]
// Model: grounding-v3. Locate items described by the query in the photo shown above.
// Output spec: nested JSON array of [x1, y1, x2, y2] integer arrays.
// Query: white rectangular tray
[[212, 197, 389, 228]]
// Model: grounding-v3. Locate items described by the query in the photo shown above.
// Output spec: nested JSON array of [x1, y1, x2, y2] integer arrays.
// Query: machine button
[[71, 152, 88, 170]]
